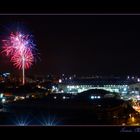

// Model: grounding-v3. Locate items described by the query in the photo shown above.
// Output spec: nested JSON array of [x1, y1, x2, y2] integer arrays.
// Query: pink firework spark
[[2, 32, 36, 69]]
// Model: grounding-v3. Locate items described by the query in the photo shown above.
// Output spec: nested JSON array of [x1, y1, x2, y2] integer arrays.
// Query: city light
[[54, 96, 57, 99], [91, 96, 94, 99], [63, 84, 130, 94], [0, 94, 3, 98], [123, 88, 127, 91], [2, 98, 6, 103], [59, 79, 62, 83], [63, 96, 66, 99], [90, 95, 101, 99], [97, 96, 100, 99], [131, 117, 135, 123]]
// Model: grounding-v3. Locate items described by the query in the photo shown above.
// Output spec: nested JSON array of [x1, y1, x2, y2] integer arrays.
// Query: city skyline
[[0, 15, 140, 76]]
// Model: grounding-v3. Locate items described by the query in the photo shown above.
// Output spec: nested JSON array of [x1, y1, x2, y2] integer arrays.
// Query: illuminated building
[[129, 83, 140, 94], [57, 76, 136, 95]]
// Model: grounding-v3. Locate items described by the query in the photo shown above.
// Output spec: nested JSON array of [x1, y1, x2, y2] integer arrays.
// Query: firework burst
[[1, 31, 37, 84]]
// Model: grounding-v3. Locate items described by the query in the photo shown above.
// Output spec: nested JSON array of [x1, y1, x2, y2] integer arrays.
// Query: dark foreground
[[0, 96, 139, 126]]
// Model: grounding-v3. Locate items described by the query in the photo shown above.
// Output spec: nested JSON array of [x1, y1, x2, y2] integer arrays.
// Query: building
[[129, 83, 140, 94], [128, 83, 140, 101], [57, 76, 137, 95]]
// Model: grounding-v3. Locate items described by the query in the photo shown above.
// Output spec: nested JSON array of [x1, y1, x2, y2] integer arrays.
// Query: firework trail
[[1, 31, 37, 84]]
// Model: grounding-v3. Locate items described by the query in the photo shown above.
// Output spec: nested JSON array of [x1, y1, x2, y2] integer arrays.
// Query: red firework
[[1, 32, 35, 69]]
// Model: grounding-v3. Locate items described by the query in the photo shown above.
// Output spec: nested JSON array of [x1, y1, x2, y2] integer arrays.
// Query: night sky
[[0, 15, 140, 76]]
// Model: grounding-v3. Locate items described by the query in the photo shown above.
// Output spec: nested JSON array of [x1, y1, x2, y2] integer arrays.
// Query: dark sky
[[0, 15, 140, 76]]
